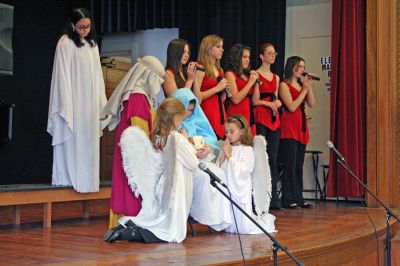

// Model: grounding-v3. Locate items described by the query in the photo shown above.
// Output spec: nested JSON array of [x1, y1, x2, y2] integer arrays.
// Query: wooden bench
[[0, 183, 111, 228]]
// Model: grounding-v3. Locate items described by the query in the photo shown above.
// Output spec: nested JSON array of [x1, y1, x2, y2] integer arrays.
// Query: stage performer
[[278, 56, 315, 209], [216, 115, 276, 234], [195, 34, 229, 139], [101, 56, 165, 228], [162, 39, 201, 100], [47, 8, 107, 193], [252, 43, 282, 210], [225, 43, 258, 135], [104, 98, 199, 243]]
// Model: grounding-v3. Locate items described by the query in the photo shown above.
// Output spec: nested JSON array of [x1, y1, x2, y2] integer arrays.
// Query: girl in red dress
[[162, 39, 201, 100], [252, 43, 282, 210], [279, 56, 315, 209], [225, 43, 258, 135], [194, 35, 229, 139]]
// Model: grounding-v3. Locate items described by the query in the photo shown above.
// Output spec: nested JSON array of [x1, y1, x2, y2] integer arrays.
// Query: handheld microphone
[[255, 78, 264, 86], [195, 65, 206, 72], [217, 76, 232, 98], [249, 70, 264, 86], [326, 140, 344, 162], [198, 162, 228, 188], [302, 72, 320, 81]]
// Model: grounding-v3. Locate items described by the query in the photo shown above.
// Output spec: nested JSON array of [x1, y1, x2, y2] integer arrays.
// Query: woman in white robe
[[217, 115, 276, 234], [47, 8, 107, 193], [105, 98, 198, 243]]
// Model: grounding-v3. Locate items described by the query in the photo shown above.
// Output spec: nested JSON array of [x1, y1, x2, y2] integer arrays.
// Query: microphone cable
[[328, 140, 380, 265], [359, 198, 380, 266], [341, 162, 379, 265], [227, 188, 247, 266], [330, 147, 380, 266]]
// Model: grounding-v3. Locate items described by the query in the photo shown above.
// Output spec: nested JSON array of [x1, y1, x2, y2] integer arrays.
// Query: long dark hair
[[225, 43, 251, 77], [64, 8, 97, 48], [283, 56, 304, 86], [165, 39, 189, 87]]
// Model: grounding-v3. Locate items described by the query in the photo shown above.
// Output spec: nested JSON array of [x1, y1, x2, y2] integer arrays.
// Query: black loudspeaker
[[0, 3, 14, 76], [0, 101, 14, 146]]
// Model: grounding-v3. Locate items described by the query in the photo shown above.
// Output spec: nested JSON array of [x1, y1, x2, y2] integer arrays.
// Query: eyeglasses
[[75, 24, 91, 31], [265, 52, 278, 56]]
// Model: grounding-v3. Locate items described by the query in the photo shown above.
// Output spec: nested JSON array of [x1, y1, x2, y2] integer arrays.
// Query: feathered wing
[[120, 126, 163, 217], [251, 135, 272, 216]]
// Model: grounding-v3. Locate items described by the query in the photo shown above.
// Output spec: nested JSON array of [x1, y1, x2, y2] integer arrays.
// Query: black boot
[[106, 221, 143, 243], [103, 224, 124, 242], [120, 225, 143, 242]]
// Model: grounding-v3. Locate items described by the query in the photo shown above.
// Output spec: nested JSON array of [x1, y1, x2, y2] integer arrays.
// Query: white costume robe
[[120, 131, 198, 243], [47, 35, 107, 192], [190, 162, 232, 230], [219, 145, 276, 234]]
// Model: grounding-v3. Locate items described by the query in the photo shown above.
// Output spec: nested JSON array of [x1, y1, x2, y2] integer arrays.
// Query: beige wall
[[285, 0, 332, 199]]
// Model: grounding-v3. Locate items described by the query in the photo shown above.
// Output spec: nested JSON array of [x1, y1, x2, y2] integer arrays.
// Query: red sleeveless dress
[[254, 73, 280, 131], [280, 81, 309, 144], [225, 71, 256, 135], [200, 69, 226, 138]]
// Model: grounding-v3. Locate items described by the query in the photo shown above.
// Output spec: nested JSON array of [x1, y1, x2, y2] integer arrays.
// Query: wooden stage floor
[[0, 200, 398, 265]]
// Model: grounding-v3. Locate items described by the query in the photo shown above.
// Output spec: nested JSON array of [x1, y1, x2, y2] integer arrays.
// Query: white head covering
[[101, 56, 165, 130]]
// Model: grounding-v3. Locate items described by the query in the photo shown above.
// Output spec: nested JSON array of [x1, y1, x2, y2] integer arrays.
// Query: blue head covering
[[171, 88, 218, 151]]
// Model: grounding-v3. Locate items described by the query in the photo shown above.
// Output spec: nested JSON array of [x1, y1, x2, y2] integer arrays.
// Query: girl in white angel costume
[[215, 114, 276, 234], [104, 98, 199, 243]]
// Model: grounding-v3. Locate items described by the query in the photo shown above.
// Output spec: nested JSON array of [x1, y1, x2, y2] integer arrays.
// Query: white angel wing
[[120, 126, 163, 216], [251, 135, 272, 216]]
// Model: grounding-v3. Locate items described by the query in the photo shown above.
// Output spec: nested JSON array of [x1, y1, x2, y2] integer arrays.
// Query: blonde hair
[[151, 98, 186, 149], [198, 34, 223, 79], [225, 114, 253, 146]]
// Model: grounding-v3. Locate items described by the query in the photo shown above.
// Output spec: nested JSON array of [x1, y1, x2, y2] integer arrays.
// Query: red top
[[280, 81, 309, 144], [225, 71, 256, 135], [200, 69, 226, 139], [254, 73, 280, 131]]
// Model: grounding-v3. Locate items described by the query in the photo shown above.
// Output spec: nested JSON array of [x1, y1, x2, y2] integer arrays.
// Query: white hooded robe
[[47, 35, 107, 193]]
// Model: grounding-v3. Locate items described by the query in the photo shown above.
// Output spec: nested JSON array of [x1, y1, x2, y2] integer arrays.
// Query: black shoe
[[300, 203, 313, 209], [103, 224, 124, 242], [270, 200, 283, 211], [121, 226, 143, 242], [285, 203, 299, 209], [106, 226, 126, 243], [270, 205, 284, 211]]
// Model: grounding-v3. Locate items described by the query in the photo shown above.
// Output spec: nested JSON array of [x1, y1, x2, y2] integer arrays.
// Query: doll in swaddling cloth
[[191, 135, 215, 162], [172, 88, 219, 160]]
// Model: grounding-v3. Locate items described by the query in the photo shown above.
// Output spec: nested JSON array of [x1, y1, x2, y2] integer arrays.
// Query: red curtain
[[327, 0, 365, 198]]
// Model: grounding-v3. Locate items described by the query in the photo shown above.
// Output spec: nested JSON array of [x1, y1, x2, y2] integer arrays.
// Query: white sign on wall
[[320, 56, 331, 94]]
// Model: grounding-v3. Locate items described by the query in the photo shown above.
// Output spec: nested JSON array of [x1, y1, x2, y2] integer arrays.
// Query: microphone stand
[[209, 180, 303, 266], [333, 155, 400, 266]]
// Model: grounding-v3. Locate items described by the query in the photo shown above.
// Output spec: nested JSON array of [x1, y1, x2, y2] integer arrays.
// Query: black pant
[[256, 123, 280, 207], [279, 139, 306, 207]]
